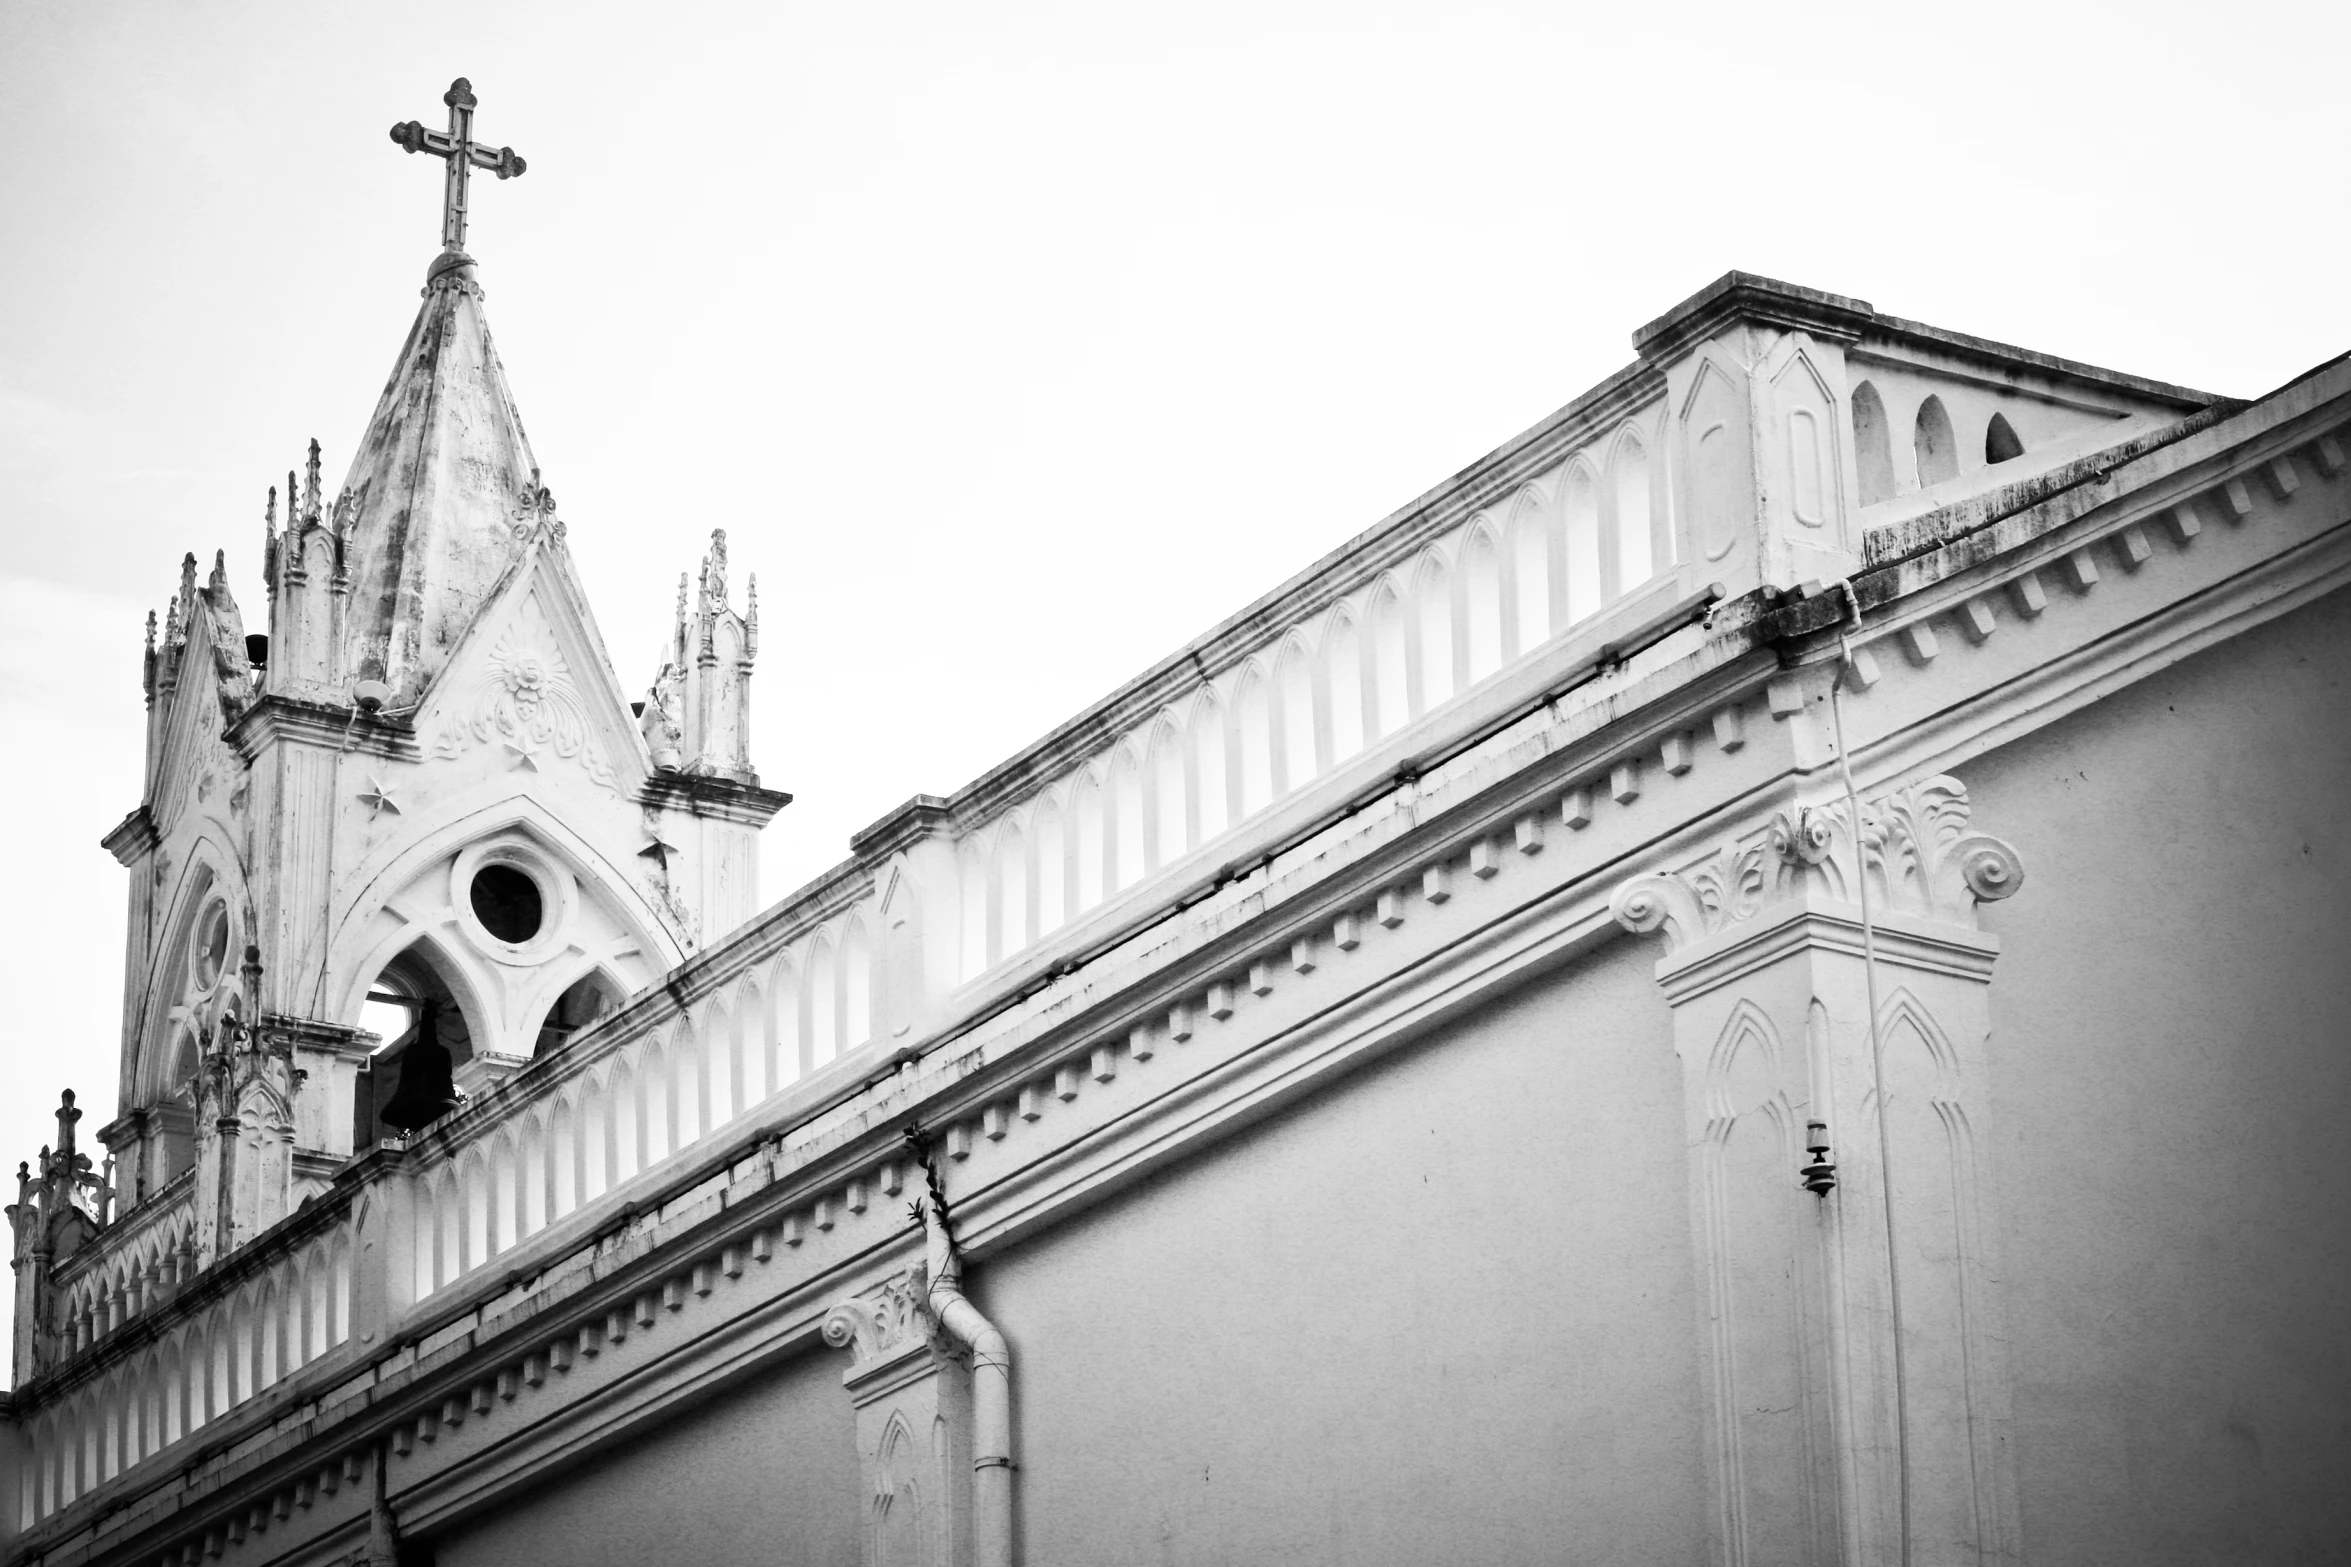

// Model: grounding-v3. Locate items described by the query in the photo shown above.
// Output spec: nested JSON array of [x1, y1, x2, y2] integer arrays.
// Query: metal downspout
[[920, 1194, 1013, 1567]]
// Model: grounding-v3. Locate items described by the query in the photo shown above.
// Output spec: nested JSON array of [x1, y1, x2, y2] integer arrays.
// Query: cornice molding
[[100, 806, 159, 866], [1633, 271, 1876, 362], [638, 770, 793, 826], [224, 693, 417, 762]]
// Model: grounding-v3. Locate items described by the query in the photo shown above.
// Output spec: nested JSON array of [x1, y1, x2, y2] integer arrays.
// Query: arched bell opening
[[530, 969, 626, 1058], [350, 945, 480, 1145]]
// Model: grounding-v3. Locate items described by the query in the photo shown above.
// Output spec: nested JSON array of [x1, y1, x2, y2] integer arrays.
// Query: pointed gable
[[146, 552, 254, 834], [335, 252, 541, 706], [411, 522, 651, 796]]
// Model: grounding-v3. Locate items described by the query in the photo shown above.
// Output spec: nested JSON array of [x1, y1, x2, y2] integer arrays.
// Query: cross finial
[[389, 77, 527, 257]]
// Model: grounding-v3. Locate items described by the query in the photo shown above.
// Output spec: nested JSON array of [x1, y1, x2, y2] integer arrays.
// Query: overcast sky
[[1, 0, 2341, 1352]]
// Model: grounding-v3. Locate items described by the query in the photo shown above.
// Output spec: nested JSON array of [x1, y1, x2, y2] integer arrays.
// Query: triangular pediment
[[409, 525, 651, 797]]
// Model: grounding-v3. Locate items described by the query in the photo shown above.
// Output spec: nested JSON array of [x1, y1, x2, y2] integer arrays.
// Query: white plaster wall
[[430, 1345, 860, 1567], [1961, 585, 2351, 1564], [975, 937, 1704, 1566]]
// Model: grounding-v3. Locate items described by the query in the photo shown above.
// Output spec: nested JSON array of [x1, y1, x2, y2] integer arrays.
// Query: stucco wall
[[431, 1343, 859, 1567], [1962, 584, 2351, 1565], [972, 933, 1703, 1566]]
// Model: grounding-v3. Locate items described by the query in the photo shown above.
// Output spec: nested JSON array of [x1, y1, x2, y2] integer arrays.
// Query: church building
[[5, 79, 2347, 1567]]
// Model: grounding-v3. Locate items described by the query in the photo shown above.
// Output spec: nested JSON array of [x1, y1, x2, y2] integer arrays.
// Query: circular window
[[469, 865, 544, 945], [192, 903, 230, 991]]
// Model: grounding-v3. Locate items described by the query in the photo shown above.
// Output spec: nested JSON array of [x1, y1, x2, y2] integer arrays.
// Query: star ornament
[[358, 777, 403, 817], [504, 738, 541, 771], [638, 830, 681, 874]]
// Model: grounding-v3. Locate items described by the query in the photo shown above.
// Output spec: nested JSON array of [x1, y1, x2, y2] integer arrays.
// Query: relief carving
[[1611, 774, 2023, 953], [821, 1267, 938, 1366], [427, 596, 619, 789]]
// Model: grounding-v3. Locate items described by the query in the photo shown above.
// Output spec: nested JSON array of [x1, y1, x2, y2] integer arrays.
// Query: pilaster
[[1612, 774, 2025, 1567], [823, 1268, 974, 1567], [339, 1144, 419, 1348], [851, 797, 960, 1044]]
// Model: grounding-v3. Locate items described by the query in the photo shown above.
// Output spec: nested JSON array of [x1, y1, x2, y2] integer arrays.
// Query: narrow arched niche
[[1985, 411, 2025, 464], [1914, 395, 1960, 487], [1852, 381, 1895, 506], [154, 1034, 200, 1188]]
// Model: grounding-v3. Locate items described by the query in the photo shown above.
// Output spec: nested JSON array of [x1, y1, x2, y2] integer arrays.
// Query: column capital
[[1610, 773, 2023, 960], [822, 1265, 944, 1390]]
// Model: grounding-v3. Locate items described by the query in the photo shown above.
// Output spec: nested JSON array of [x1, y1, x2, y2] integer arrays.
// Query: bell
[[378, 999, 463, 1134]]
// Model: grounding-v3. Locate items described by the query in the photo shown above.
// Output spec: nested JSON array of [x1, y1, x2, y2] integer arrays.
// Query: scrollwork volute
[[821, 1268, 937, 1367], [1610, 774, 2024, 954]]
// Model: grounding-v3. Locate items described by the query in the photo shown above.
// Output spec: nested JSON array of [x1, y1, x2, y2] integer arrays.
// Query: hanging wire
[[1832, 581, 1911, 1567]]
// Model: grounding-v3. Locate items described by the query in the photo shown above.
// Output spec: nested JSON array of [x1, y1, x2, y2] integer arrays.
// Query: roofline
[[850, 270, 2228, 842]]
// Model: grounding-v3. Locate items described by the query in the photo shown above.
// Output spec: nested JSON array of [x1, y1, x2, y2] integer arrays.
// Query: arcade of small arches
[[400, 929, 883, 1301], [947, 413, 1673, 979], [22, 1223, 353, 1522], [1850, 378, 2034, 507]]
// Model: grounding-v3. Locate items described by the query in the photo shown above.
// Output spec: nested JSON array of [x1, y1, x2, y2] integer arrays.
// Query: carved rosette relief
[[427, 596, 619, 789], [1610, 773, 2024, 952]]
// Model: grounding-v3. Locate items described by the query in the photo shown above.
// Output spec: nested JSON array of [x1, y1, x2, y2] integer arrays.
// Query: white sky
[[1, 0, 2342, 1358]]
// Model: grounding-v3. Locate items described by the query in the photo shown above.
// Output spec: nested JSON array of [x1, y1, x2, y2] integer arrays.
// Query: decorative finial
[[746, 575, 759, 658], [304, 439, 323, 523], [54, 1090, 80, 1164], [208, 548, 230, 597], [390, 77, 528, 258], [263, 486, 279, 587], [704, 529, 730, 610], [144, 610, 157, 657]]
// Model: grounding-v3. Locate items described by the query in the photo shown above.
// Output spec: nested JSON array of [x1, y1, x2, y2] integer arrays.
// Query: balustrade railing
[[14, 385, 1686, 1531], [945, 397, 1676, 979], [47, 1175, 196, 1370], [19, 1202, 354, 1525]]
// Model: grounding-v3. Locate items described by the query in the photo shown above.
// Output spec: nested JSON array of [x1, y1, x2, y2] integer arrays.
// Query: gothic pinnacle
[[304, 438, 324, 524]]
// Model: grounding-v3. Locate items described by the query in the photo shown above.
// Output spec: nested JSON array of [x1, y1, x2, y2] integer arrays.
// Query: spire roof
[[334, 251, 542, 704]]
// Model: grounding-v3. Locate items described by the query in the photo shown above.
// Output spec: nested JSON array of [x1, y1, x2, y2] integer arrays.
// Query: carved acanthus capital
[[821, 1267, 938, 1368], [1611, 774, 2023, 955]]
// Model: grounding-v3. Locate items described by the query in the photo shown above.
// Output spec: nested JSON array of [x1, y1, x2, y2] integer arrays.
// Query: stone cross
[[389, 78, 527, 254]]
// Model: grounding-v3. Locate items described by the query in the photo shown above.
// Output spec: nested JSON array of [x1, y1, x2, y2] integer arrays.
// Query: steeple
[[330, 253, 542, 705], [315, 78, 537, 707]]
